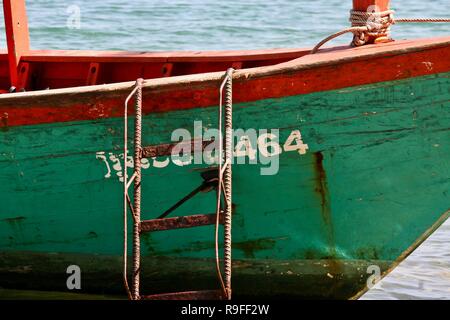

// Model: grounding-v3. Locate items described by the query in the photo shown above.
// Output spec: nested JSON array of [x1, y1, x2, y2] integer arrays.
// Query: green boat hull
[[0, 72, 449, 299]]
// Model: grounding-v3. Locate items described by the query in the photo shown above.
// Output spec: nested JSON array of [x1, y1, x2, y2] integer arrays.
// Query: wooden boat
[[0, 0, 449, 299]]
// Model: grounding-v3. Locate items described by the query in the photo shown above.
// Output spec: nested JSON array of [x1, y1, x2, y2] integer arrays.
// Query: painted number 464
[[283, 130, 309, 155], [235, 129, 309, 160]]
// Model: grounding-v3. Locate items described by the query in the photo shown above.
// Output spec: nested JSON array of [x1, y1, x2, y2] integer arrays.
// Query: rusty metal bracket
[[141, 213, 224, 233], [142, 138, 214, 158], [157, 178, 218, 220], [142, 290, 224, 300]]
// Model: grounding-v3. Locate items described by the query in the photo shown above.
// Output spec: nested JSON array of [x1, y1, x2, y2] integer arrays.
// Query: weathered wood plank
[[0, 38, 448, 129]]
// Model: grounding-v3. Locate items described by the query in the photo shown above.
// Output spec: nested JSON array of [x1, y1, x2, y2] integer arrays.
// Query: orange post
[[353, 0, 391, 44], [353, 0, 390, 14], [3, 0, 30, 89]]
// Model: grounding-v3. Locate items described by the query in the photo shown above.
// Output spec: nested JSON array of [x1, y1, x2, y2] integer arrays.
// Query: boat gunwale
[[0, 47, 312, 63], [0, 36, 448, 106]]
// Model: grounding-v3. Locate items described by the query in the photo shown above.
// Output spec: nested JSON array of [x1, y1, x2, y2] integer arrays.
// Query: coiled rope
[[311, 10, 450, 54]]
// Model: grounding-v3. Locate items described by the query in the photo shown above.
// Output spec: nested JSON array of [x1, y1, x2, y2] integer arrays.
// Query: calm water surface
[[0, 0, 449, 299], [0, 0, 449, 50]]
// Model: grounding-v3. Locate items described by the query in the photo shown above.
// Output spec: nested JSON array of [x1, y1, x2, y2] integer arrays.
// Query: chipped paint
[[422, 61, 434, 71], [0, 72, 449, 299], [1, 216, 26, 223]]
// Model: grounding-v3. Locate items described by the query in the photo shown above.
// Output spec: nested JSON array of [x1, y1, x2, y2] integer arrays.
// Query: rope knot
[[310, 11, 449, 54], [350, 9, 395, 46]]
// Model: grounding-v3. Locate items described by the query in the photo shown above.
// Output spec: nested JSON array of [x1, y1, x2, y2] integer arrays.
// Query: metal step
[[140, 213, 223, 233], [142, 139, 214, 158], [141, 290, 224, 300], [123, 72, 234, 300]]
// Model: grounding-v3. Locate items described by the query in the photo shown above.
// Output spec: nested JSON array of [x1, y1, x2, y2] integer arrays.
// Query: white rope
[[311, 10, 450, 54]]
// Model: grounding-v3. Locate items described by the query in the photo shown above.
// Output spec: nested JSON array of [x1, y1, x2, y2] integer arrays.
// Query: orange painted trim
[[0, 48, 311, 91], [0, 37, 448, 128], [353, 0, 390, 11], [2, 0, 30, 88], [18, 48, 311, 63]]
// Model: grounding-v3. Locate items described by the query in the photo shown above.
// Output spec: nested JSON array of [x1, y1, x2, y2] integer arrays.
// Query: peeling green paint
[[0, 72, 449, 298]]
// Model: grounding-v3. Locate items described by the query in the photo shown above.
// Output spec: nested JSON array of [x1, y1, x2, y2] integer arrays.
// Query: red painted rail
[[0, 0, 395, 93], [0, 48, 311, 93]]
